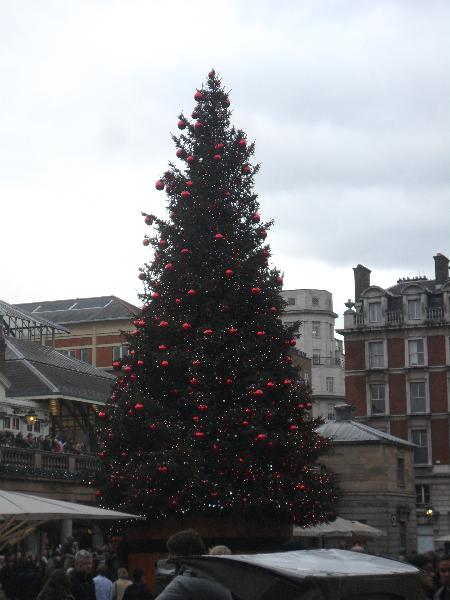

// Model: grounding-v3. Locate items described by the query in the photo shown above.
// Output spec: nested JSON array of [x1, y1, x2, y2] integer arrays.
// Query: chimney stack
[[0, 329, 5, 375], [434, 253, 449, 285], [334, 404, 356, 422], [353, 264, 371, 301]]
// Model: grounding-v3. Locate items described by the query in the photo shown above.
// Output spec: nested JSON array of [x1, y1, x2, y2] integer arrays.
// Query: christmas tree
[[96, 71, 337, 525]]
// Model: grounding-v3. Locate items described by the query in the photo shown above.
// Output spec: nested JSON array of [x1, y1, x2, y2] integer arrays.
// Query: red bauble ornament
[[176, 148, 186, 158], [181, 190, 191, 199], [194, 121, 203, 129], [242, 164, 251, 174], [251, 213, 260, 222], [192, 359, 201, 367], [190, 377, 199, 386], [215, 143, 224, 150], [241, 420, 249, 427], [227, 326, 237, 335], [198, 404, 208, 411], [191, 111, 198, 119], [148, 422, 157, 430], [256, 433, 267, 441], [224, 378, 233, 386], [289, 339, 296, 346], [224, 269, 233, 278], [263, 249, 270, 257], [253, 389, 264, 397], [256, 330, 266, 337], [138, 273, 146, 280], [203, 328, 213, 336], [289, 424, 298, 431], [98, 451, 107, 459], [143, 239, 149, 246], [194, 91, 204, 101], [135, 403, 144, 411], [208, 69, 215, 78], [158, 344, 168, 351], [137, 360, 144, 367], [214, 233, 224, 240], [164, 263, 173, 271], [266, 381, 275, 389], [158, 239, 167, 247], [186, 180, 193, 186], [151, 292, 160, 300], [141, 304, 150, 313], [182, 322, 191, 330], [175, 298, 181, 305], [124, 365, 132, 373], [251, 287, 261, 295], [132, 329, 140, 336], [276, 276, 283, 285], [160, 360, 169, 368], [285, 356, 293, 364], [192, 415, 199, 422], [219, 304, 230, 312], [181, 248, 190, 254], [306, 402, 312, 410], [295, 483, 306, 491], [129, 373, 137, 382], [258, 229, 267, 239], [98, 411, 106, 419], [187, 289, 196, 296], [187, 155, 196, 164], [159, 321, 169, 327], [112, 361, 122, 370], [283, 378, 292, 386], [238, 138, 247, 148], [95, 490, 102, 497], [177, 120, 186, 129], [137, 319, 146, 327], [223, 96, 230, 107], [144, 214, 155, 225], [158, 465, 168, 473], [213, 154, 221, 161], [194, 431, 205, 438]]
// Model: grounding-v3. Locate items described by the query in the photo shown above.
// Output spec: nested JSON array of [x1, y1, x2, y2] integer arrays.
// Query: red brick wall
[[428, 335, 446, 366], [96, 346, 114, 368], [96, 334, 126, 345], [346, 375, 366, 416], [345, 340, 365, 370], [390, 419, 408, 442], [389, 373, 406, 414], [430, 371, 448, 412], [431, 419, 450, 464], [388, 338, 404, 368], [54, 336, 92, 347]]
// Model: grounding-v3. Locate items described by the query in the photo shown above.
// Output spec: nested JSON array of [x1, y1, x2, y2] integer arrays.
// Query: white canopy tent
[[293, 517, 386, 540], [0, 490, 144, 548]]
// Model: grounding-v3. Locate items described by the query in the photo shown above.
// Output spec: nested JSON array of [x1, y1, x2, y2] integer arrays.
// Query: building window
[[80, 348, 90, 363], [412, 429, 429, 464], [312, 350, 321, 365], [3, 417, 10, 429], [12, 417, 20, 430], [312, 321, 320, 338], [312, 297, 319, 306], [68, 350, 77, 359], [287, 297, 296, 305], [416, 484, 430, 506], [397, 457, 405, 488], [408, 339, 424, 366], [368, 341, 384, 368], [34, 421, 41, 433], [369, 302, 382, 323], [113, 346, 130, 361], [370, 384, 386, 414], [327, 403, 335, 421], [326, 377, 334, 393], [410, 382, 426, 413], [408, 299, 421, 320]]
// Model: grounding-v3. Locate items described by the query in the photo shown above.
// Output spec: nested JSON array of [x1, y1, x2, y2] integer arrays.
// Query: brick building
[[14, 296, 138, 371], [337, 253, 450, 551]]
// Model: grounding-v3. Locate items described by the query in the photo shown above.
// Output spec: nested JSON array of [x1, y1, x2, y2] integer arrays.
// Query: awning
[[293, 516, 386, 539]]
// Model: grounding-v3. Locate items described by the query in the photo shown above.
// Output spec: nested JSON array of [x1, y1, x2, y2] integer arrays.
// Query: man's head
[[96, 562, 108, 577], [74, 550, 93, 575], [132, 568, 144, 583], [439, 555, 450, 588], [166, 529, 206, 557]]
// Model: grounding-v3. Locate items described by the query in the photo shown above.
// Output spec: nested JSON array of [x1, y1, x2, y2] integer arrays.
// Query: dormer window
[[408, 299, 421, 320], [369, 302, 381, 323]]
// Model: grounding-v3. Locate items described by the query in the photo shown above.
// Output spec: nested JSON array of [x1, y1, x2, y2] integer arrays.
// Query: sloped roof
[[4, 337, 115, 404], [317, 420, 414, 447], [14, 296, 138, 326], [0, 299, 69, 334]]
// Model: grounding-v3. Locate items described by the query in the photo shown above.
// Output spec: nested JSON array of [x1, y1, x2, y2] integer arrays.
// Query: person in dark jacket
[[37, 569, 75, 600], [68, 550, 95, 600], [122, 568, 153, 600]]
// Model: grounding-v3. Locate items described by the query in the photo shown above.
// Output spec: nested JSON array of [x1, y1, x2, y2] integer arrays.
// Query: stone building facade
[[281, 289, 345, 420], [337, 253, 450, 551], [317, 404, 417, 557]]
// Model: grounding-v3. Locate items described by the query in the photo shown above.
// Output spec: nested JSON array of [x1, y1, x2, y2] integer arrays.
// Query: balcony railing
[[426, 307, 444, 321], [386, 310, 403, 324], [312, 356, 343, 367], [0, 446, 100, 479]]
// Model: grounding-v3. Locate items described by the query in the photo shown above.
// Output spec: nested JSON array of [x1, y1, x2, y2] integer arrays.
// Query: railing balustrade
[[0, 446, 99, 477], [427, 307, 444, 321]]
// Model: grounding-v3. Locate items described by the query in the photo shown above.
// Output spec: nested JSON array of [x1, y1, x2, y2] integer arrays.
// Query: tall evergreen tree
[[96, 71, 337, 525]]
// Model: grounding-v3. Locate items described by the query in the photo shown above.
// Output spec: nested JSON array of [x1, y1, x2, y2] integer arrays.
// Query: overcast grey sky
[[1, 0, 449, 327]]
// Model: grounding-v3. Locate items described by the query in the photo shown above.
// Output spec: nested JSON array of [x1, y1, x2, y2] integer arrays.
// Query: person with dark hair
[[68, 550, 95, 600], [436, 555, 450, 600], [156, 529, 232, 600], [94, 562, 113, 600], [36, 569, 74, 600], [407, 554, 435, 599], [122, 568, 153, 600]]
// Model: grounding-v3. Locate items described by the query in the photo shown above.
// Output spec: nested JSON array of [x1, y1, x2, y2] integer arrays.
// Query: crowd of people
[[1, 529, 450, 599], [0, 431, 87, 454]]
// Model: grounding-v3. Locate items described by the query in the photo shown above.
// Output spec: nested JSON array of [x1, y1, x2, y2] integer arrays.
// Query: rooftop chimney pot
[[353, 264, 371, 301], [434, 253, 449, 285]]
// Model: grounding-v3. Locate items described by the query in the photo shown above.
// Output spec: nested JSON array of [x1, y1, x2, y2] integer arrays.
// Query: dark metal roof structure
[[317, 419, 414, 447], [0, 299, 69, 341], [14, 296, 138, 326], [4, 337, 115, 404]]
